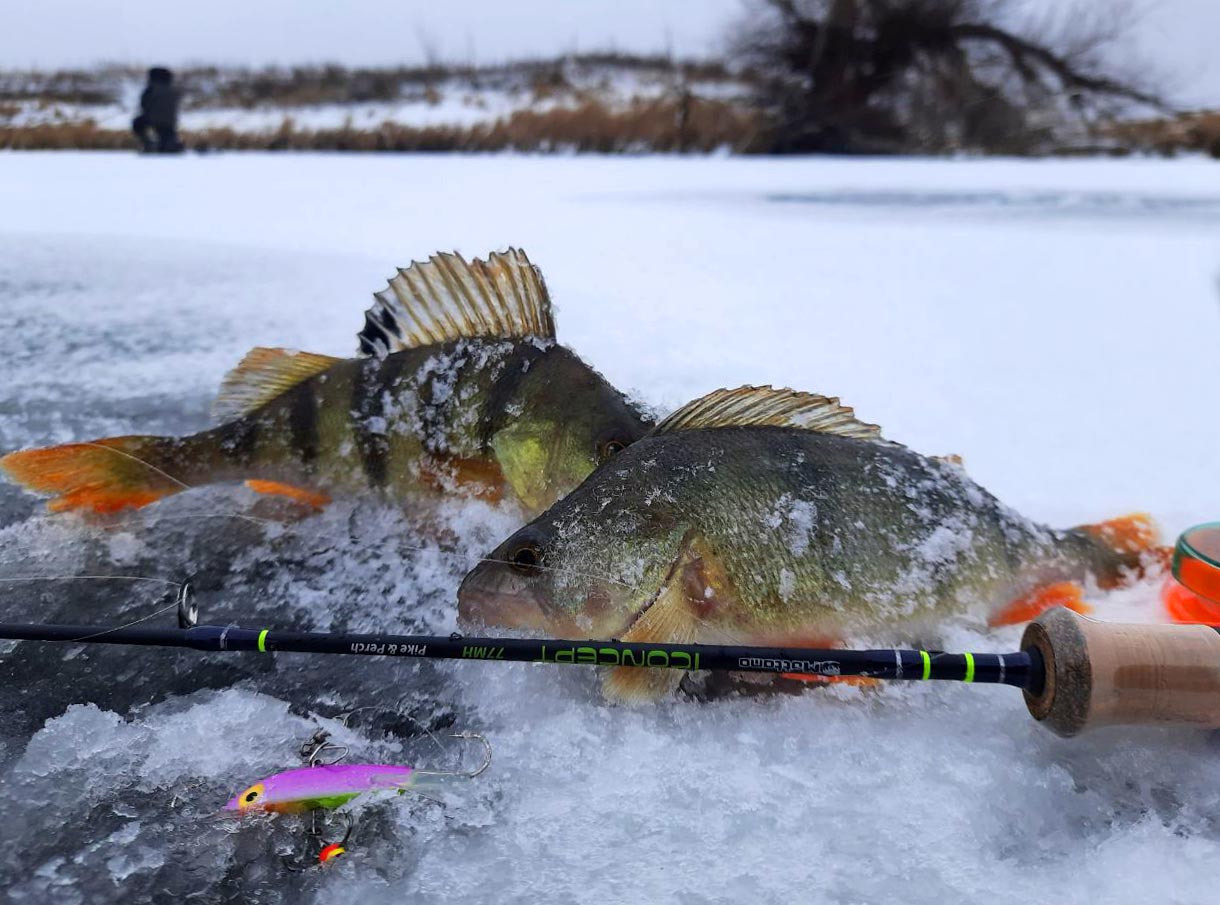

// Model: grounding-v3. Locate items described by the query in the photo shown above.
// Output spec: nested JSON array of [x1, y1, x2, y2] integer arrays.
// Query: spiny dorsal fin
[[213, 347, 341, 422], [651, 385, 887, 442], [358, 248, 556, 357]]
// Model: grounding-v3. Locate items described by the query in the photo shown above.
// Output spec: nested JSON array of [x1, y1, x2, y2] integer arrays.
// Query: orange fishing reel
[[1162, 523, 1220, 625]]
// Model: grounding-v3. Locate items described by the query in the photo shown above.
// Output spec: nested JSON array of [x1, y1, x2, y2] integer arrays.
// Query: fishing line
[[99, 510, 637, 595], [83, 442, 641, 590], [100, 511, 294, 532], [99, 507, 639, 590], [0, 574, 184, 588], [0, 574, 187, 642], [81, 440, 195, 493], [9, 451, 638, 638], [62, 597, 185, 643]]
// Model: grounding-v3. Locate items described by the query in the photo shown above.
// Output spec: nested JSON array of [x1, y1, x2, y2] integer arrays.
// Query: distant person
[[132, 67, 182, 153]]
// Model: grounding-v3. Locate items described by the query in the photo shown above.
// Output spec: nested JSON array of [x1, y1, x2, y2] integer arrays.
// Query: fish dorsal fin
[[213, 347, 341, 421], [651, 385, 886, 442], [358, 248, 556, 357]]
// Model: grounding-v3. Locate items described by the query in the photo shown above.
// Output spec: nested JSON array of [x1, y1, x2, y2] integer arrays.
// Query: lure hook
[[332, 705, 492, 778], [413, 731, 492, 780], [283, 810, 353, 871], [298, 729, 349, 767]]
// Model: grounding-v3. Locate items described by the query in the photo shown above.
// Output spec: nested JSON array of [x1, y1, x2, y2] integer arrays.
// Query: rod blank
[[11, 606, 1220, 738], [0, 620, 1032, 686]]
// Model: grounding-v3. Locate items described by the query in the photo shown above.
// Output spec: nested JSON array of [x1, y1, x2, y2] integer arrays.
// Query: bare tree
[[731, 0, 1167, 154]]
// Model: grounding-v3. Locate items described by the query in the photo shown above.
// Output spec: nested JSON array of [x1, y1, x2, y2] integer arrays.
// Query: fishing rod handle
[[1022, 607, 1220, 737]]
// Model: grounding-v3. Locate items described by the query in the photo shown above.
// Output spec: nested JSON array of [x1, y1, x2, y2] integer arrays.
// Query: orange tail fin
[[0, 436, 187, 514], [989, 581, 1090, 627], [1076, 512, 1165, 590]]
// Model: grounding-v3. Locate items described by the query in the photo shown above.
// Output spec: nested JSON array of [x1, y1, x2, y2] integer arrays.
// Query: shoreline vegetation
[[0, 54, 1214, 156]]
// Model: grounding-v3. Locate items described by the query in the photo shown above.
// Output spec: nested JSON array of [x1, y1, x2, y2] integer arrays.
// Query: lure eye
[[509, 543, 543, 575], [597, 438, 627, 461], [237, 782, 265, 809]]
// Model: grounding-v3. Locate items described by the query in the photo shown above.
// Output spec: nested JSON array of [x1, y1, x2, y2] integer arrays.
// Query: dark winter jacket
[[140, 82, 180, 127]]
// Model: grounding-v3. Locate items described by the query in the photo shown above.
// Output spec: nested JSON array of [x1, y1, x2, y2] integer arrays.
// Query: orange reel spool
[[1162, 523, 1220, 625]]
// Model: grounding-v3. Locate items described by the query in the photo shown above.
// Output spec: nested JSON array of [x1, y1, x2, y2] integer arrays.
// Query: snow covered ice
[[0, 152, 1219, 903]]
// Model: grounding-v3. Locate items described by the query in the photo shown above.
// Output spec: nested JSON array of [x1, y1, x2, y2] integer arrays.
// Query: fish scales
[[543, 427, 1061, 631], [180, 339, 538, 492]]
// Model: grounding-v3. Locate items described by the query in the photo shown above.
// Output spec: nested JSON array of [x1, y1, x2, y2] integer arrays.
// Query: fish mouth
[[457, 563, 604, 638], [458, 586, 594, 637], [457, 582, 554, 634]]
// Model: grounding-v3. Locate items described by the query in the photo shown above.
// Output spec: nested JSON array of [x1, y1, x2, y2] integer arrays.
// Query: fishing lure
[[227, 726, 491, 867], [226, 762, 422, 814]]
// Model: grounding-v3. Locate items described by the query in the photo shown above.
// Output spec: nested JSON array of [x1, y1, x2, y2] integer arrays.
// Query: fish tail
[[1070, 512, 1168, 590], [1, 434, 196, 514], [989, 581, 1091, 627]]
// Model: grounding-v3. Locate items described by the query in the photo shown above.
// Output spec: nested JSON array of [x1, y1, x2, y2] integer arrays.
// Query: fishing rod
[[5, 582, 1220, 738]]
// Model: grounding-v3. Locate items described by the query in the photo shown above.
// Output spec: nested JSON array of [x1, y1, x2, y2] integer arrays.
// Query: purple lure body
[[225, 763, 415, 814]]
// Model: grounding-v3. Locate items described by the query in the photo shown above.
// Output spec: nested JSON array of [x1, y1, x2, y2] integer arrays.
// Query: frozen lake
[[1, 152, 1219, 903]]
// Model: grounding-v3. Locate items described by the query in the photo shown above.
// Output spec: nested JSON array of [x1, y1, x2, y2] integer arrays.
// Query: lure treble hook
[[413, 731, 492, 781], [227, 717, 493, 870], [298, 729, 349, 767]]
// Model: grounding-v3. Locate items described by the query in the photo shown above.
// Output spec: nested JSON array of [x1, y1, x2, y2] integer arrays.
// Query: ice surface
[[0, 153, 1219, 903]]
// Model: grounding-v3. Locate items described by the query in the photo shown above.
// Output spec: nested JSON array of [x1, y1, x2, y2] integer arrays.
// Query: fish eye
[[509, 543, 543, 575], [597, 438, 627, 461], [244, 790, 259, 803]]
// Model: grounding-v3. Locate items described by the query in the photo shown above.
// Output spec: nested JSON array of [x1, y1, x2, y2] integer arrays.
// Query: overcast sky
[[3, 0, 1217, 106]]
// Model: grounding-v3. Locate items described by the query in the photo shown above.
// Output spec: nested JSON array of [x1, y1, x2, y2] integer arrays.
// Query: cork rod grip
[[1021, 607, 1220, 737]]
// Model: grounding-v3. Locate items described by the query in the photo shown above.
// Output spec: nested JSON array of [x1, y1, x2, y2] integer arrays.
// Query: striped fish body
[[180, 339, 637, 508], [1, 249, 652, 517]]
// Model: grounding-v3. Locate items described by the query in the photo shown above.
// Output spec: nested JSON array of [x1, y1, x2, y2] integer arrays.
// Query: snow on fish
[[458, 385, 1164, 701]]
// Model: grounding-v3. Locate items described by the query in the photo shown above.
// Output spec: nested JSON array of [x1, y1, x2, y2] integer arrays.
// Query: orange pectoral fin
[[761, 633, 879, 685], [418, 455, 505, 502], [989, 581, 1091, 627], [782, 642, 880, 686], [244, 480, 331, 510], [780, 673, 881, 687]]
